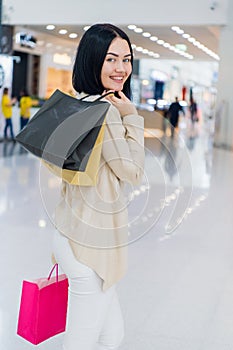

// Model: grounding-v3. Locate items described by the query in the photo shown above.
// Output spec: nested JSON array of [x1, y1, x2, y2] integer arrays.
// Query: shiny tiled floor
[[1, 115, 233, 349]]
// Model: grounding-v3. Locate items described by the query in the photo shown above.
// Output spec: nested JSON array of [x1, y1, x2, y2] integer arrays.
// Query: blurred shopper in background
[[189, 97, 198, 124], [167, 96, 185, 137], [1, 87, 17, 141], [19, 88, 32, 130]]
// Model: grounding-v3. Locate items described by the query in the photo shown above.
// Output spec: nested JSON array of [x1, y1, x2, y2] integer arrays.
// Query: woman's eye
[[123, 58, 131, 63], [106, 58, 115, 62]]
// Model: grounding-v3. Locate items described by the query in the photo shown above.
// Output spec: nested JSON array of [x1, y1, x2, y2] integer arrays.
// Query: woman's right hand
[[103, 90, 138, 117]]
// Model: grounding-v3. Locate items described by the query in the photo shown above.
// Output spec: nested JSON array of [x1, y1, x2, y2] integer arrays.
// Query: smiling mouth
[[110, 76, 124, 81]]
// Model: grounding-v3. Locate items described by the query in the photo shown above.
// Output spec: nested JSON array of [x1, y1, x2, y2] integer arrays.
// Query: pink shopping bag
[[17, 264, 68, 345]]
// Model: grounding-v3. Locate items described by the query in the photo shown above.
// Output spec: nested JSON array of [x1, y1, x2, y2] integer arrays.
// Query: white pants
[[52, 231, 124, 350]]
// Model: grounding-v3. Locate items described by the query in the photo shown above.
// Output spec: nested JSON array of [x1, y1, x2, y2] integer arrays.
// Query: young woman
[[52, 23, 145, 350]]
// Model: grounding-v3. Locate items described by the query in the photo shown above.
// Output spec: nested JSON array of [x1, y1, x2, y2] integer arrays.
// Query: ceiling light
[[142, 32, 151, 37], [83, 26, 90, 31], [69, 33, 78, 39], [175, 44, 187, 51], [132, 24, 194, 61], [188, 37, 196, 43], [157, 39, 165, 45], [134, 27, 143, 33], [171, 25, 220, 60], [128, 24, 137, 30], [46, 24, 55, 30], [171, 26, 180, 31], [150, 36, 158, 41], [59, 29, 67, 35]]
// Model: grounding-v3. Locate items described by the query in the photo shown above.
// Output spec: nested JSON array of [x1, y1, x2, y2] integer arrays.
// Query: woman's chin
[[112, 86, 123, 92], [107, 84, 123, 92]]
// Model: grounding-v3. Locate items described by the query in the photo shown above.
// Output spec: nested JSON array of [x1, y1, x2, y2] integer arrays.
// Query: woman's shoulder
[[105, 103, 122, 125]]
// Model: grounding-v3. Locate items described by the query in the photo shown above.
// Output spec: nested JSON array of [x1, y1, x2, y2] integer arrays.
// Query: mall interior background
[[1, 1, 233, 350], [0, 0, 232, 146]]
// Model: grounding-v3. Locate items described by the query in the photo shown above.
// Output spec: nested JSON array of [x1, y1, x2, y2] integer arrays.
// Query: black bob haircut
[[72, 23, 133, 99]]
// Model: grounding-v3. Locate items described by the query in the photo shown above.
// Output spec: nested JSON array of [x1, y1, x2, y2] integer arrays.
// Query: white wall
[[0, 56, 13, 93], [214, 0, 233, 149], [0, 56, 14, 134], [3, 0, 229, 26]]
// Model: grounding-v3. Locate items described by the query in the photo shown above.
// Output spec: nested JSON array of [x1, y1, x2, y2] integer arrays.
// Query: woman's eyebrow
[[106, 52, 132, 57]]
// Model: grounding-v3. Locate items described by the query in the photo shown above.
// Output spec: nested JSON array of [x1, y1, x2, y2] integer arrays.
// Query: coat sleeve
[[102, 104, 145, 185]]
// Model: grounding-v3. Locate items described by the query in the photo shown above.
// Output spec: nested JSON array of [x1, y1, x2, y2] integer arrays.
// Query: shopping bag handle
[[95, 91, 116, 101], [47, 264, 59, 283], [79, 91, 115, 102]]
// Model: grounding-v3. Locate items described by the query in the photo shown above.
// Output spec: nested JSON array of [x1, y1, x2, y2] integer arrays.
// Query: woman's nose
[[115, 60, 125, 72]]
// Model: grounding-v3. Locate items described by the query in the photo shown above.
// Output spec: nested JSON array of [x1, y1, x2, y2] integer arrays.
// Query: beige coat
[[54, 94, 145, 291]]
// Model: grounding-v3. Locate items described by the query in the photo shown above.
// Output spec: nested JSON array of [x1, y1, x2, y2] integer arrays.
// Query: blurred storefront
[[11, 26, 75, 100]]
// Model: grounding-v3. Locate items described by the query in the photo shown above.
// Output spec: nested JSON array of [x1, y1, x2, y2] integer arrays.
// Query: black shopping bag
[[43, 120, 106, 186], [15, 89, 110, 171]]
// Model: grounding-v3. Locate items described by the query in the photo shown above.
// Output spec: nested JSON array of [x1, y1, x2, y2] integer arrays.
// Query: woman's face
[[101, 37, 132, 92]]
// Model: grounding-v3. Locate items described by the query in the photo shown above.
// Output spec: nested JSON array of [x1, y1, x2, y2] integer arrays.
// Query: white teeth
[[112, 77, 123, 80]]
